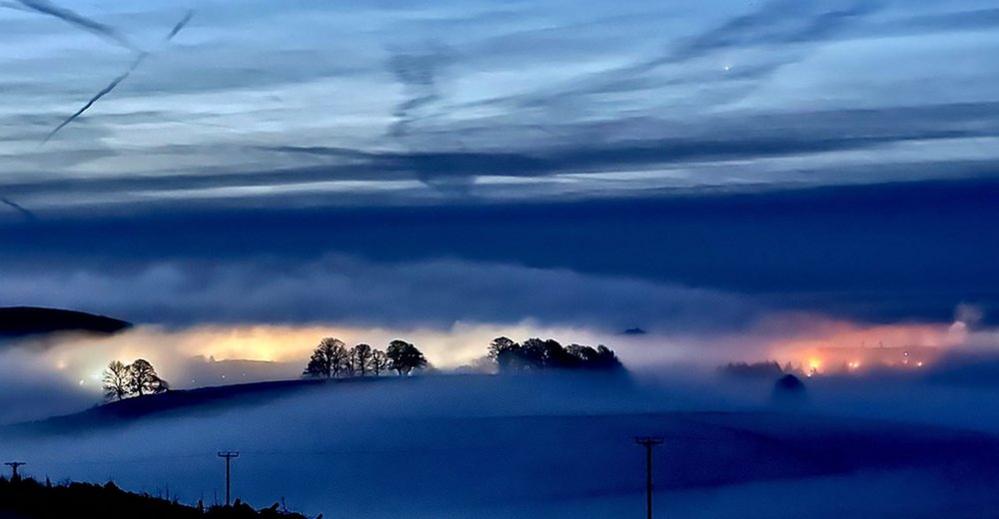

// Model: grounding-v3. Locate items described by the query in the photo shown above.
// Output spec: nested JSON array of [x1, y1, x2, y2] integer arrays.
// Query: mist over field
[[5, 370, 999, 518]]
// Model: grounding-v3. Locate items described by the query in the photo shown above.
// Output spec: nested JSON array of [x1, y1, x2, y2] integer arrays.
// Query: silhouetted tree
[[350, 344, 374, 376], [492, 338, 623, 372], [386, 340, 427, 376], [128, 359, 169, 396], [370, 349, 390, 376], [487, 336, 518, 360], [518, 338, 567, 369], [303, 337, 348, 379], [102, 360, 130, 401], [592, 345, 622, 370]]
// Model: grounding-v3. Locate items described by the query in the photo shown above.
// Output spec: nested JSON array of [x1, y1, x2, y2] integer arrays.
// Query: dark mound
[[0, 477, 307, 519], [772, 373, 807, 405], [8, 378, 335, 435], [0, 307, 130, 338]]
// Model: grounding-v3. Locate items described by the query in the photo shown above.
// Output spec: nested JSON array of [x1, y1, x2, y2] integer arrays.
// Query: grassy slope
[[0, 477, 307, 519]]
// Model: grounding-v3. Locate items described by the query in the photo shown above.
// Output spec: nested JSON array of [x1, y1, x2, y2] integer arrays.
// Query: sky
[[2, 0, 999, 381]]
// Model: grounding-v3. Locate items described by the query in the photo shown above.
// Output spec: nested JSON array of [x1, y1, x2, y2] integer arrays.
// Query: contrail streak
[[15, 0, 137, 51], [41, 10, 194, 144], [1, 198, 38, 221], [167, 10, 194, 41], [43, 52, 147, 144]]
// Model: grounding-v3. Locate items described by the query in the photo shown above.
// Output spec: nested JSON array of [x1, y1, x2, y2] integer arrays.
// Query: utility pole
[[634, 437, 664, 519], [217, 451, 239, 506], [4, 462, 26, 480]]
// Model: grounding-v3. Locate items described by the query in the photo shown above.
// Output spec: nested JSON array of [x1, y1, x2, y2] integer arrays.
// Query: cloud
[[1, 177, 996, 327], [386, 43, 456, 140], [463, 0, 881, 116], [0, 255, 761, 334]]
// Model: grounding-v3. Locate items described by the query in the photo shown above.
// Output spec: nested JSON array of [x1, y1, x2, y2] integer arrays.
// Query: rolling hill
[[0, 306, 130, 338]]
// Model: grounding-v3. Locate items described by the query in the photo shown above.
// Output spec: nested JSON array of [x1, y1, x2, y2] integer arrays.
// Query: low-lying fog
[[6, 367, 999, 517], [4, 311, 999, 517]]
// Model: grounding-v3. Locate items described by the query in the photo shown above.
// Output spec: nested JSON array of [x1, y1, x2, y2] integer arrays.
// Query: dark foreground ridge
[[8, 378, 330, 435], [0, 306, 131, 338], [0, 476, 307, 519]]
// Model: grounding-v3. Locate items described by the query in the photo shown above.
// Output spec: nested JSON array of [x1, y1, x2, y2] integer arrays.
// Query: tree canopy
[[302, 339, 402, 379], [386, 340, 428, 376], [489, 337, 623, 372], [101, 359, 169, 401]]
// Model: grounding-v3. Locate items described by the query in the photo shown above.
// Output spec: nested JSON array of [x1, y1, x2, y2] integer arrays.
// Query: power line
[[217, 451, 239, 506], [634, 437, 664, 519]]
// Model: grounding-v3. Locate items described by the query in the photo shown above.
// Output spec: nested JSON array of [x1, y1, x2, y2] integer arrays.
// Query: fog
[[3, 309, 999, 516], [5, 365, 999, 517]]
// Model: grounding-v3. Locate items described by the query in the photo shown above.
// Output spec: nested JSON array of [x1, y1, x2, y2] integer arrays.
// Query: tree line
[[102, 359, 169, 401], [100, 336, 624, 402], [487, 337, 623, 372], [302, 338, 428, 378], [302, 336, 623, 378]]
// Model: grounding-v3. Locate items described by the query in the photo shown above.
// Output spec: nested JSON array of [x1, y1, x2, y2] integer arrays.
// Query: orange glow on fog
[[769, 320, 963, 375]]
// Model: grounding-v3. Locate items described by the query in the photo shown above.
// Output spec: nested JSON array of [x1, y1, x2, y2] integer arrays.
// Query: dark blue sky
[[1, 178, 995, 331]]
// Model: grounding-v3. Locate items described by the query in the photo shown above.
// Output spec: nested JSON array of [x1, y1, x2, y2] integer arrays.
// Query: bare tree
[[102, 360, 130, 401], [128, 359, 169, 397], [351, 344, 374, 376], [370, 349, 390, 376], [303, 337, 348, 379]]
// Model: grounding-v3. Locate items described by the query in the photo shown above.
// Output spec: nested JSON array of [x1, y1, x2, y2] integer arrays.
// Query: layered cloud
[[2, 0, 999, 211]]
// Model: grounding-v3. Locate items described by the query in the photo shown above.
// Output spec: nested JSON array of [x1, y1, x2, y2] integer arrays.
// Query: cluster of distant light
[[791, 345, 939, 377]]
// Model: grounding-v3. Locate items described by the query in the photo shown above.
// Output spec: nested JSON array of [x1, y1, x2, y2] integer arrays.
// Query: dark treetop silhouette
[[488, 336, 623, 372], [0, 476, 308, 519], [102, 359, 169, 401], [302, 338, 407, 379]]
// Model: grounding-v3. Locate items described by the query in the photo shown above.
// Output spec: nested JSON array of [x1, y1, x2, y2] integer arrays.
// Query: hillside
[[0, 477, 306, 519], [5, 374, 999, 517], [0, 306, 130, 338], [8, 378, 334, 435]]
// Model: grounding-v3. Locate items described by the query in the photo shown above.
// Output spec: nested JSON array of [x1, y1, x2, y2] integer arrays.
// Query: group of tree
[[487, 337, 623, 372], [303, 338, 427, 379], [101, 359, 169, 401]]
